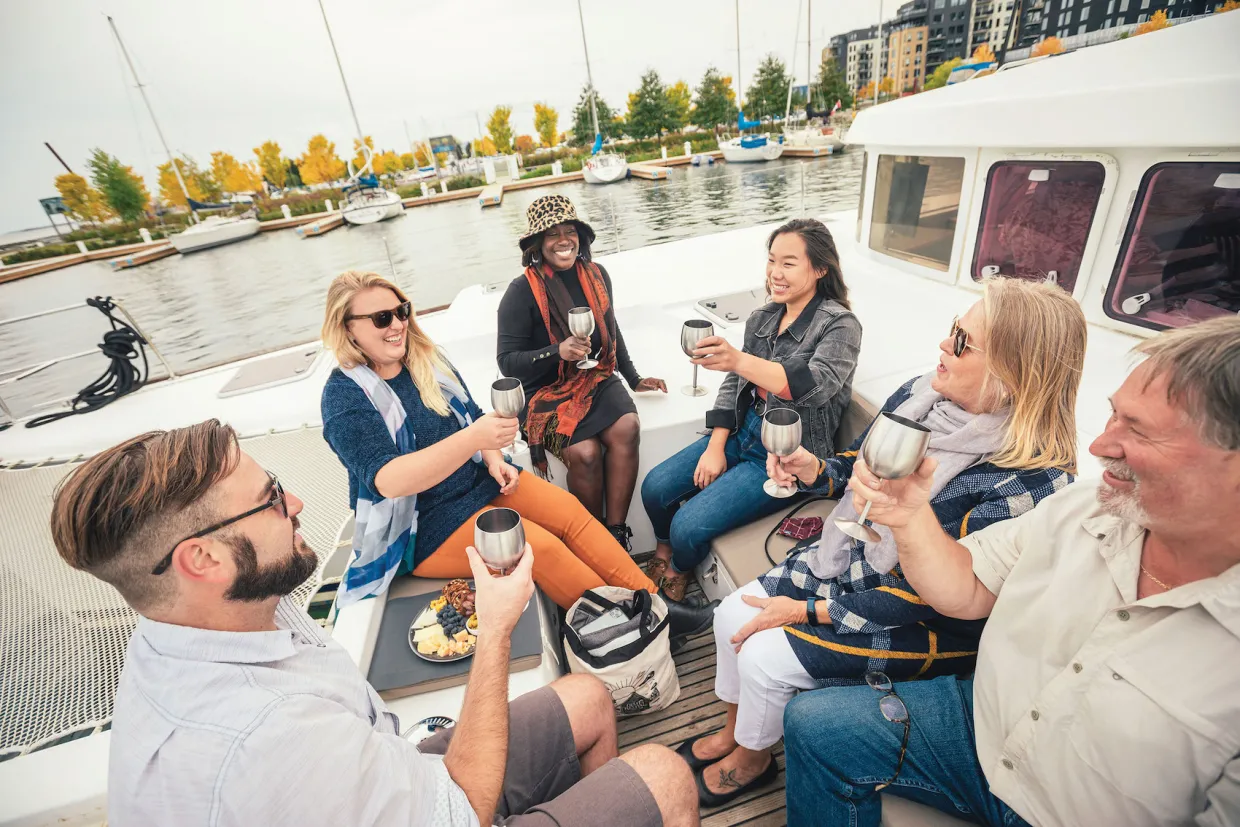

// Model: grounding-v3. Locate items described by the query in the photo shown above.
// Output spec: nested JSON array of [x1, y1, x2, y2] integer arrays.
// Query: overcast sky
[[1, 0, 882, 233]]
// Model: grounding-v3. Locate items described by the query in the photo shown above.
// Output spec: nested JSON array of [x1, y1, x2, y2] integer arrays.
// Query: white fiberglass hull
[[784, 128, 845, 150], [582, 157, 629, 185], [170, 217, 260, 253], [341, 189, 405, 225], [718, 138, 785, 163]]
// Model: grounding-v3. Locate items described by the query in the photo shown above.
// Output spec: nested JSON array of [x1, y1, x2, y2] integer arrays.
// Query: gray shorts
[[418, 685, 662, 827]]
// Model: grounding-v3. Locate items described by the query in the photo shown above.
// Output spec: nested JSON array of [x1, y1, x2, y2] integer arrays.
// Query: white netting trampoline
[[0, 426, 350, 759]]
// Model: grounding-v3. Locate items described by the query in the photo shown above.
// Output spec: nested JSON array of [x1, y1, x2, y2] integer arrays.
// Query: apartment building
[[1014, 0, 1210, 45], [846, 36, 881, 90], [926, 0, 974, 71], [969, 0, 1020, 54], [888, 26, 929, 92]]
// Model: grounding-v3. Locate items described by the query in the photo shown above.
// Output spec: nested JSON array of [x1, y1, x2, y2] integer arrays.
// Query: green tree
[[924, 57, 963, 91], [285, 160, 304, 189], [690, 66, 739, 132], [664, 80, 692, 131], [157, 154, 221, 206], [88, 149, 149, 221], [570, 84, 618, 147], [811, 55, 853, 112], [487, 105, 514, 154], [253, 140, 287, 189], [626, 69, 673, 142], [744, 54, 803, 121], [533, 102, 559, 147]]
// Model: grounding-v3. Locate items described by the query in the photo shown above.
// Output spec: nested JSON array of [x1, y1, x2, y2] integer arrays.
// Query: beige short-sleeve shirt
[[961, 482, 1240, 827]]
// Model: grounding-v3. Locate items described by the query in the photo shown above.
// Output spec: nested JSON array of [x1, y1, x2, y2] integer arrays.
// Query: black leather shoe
[[695, 754, 778, 808], [606, 523, 633, 553], [664, 594, 717, 642], [675, 733, 726, 772]]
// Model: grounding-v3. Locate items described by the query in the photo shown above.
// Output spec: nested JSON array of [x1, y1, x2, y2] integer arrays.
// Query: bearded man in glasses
[[50, 420, 698, 827], [782, 316, 1240, 827]]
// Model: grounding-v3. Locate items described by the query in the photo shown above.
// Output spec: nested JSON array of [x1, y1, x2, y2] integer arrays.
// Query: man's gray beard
[[1096, 458, 1150, 527]]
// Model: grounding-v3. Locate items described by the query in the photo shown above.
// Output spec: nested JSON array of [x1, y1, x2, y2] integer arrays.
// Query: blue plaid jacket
[[763, 378, 1072, 660]]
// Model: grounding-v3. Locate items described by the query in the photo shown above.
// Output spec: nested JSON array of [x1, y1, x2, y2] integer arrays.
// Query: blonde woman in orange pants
[[319, 270, 715, 639]]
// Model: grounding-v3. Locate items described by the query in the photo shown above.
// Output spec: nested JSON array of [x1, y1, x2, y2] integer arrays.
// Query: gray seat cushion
[[880, 795, 973, 826]]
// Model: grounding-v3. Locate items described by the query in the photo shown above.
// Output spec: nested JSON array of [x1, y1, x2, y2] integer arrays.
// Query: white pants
[[713, 580, 818, 750]]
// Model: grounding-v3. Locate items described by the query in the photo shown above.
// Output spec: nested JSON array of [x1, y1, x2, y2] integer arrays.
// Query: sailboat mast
[[318, 0, 365, 144], [784, 0, 804, 125], [735, 0, 743, 112], [807, 1, 812, 97], [576, 0, 600, 138], [107, 16, 191, 208]]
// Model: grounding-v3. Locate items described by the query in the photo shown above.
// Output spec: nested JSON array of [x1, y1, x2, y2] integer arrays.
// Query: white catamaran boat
[[576, 0, 628, 185], [2, 15, 1236, 826]]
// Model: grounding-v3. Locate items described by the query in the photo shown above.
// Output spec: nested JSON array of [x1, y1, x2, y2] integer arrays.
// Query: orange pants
[[413, 471, 656, 609]]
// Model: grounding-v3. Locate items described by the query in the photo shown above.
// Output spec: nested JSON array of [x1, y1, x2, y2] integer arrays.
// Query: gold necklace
[[1140, 563, 1175, 592]]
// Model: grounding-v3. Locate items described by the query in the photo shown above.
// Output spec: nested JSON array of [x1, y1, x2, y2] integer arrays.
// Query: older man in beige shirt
[[782, 316, 1240, 827]]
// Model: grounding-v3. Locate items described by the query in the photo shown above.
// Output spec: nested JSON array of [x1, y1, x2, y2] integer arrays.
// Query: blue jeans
[[640, 409, 797, 574], [783, 676, 1030, 827]]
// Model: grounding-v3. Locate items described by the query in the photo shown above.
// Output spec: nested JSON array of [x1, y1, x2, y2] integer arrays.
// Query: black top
[[496, 262, 640, 399]]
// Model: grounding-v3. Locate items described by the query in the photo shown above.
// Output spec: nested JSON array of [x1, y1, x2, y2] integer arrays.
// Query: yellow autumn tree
[[157, 156, 218, 207], [474, 137, 497, 156], [972, 43, 996, 63], [55, 172, 115, 224], [210, 152, 262, 193], [515, 134, 536, 154], [857, 76, 896, 99], [1135, 8, 1170, 33], [1221, 0, 1240, 12], [1031, 36, 1065, 56], [351, 136, 377, 173], [533, 103, 559, 147], [374, 150, 404, 174], [487, 106, 514, 154], [400, 152, 416, 170], [299, 134, 345, 185], [414, 143, 433, 167], [253, 140, 287, 189]]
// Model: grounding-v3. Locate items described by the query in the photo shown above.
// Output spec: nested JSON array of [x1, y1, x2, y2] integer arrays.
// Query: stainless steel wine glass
[[474, 508, 526, 575], [680, 319, 714, 397], [490, 377, 527, 455], [761, 408, 802, 498], [834, 412, 932, 543], [567, 307, 598, 370]]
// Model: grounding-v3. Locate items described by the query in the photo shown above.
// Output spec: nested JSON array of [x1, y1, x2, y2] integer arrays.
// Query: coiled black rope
[[26, 297, 151, 429]]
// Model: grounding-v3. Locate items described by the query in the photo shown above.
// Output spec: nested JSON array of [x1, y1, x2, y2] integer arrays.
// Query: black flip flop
[[674, 733, 725, 772], [694, 754, 779, 808]]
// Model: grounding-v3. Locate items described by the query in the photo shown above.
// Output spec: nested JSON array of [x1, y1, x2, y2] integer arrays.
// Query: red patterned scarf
[[523, 259, 617, 476]]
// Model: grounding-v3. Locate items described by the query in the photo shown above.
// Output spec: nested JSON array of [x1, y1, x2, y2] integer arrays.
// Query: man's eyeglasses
[[865, 671, 911, 791], [152, 472, 287, 575], [950, 316, 985, 358], [345, 301, 412, 330]]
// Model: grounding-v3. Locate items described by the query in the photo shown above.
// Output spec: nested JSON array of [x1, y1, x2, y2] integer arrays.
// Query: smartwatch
[[806, 596, 820, 627]]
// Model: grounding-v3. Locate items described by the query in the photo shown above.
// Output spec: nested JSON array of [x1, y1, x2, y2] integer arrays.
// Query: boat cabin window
[[1105, 162, 1240, 330], [856, 151, 869, 242], [971, 160, 1105, 292], [869, 154, 966, 272]]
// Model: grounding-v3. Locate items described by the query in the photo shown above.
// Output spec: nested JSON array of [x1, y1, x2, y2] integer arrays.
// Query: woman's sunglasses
[[346, 301, 412, 330], [950, 316, 985, 358]]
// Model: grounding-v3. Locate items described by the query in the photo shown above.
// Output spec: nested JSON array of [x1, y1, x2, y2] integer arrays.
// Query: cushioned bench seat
[[697, 393, 974, 827]]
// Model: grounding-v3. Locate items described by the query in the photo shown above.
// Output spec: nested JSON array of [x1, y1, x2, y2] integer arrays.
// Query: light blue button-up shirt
[[107, 598, 478, 827]]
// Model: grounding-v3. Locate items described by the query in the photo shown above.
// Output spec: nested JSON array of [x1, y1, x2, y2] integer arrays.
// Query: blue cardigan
[[320, 366, 499, 567]]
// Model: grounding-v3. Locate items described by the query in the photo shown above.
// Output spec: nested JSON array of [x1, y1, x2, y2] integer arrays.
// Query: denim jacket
[[706, 293, 862, 458]]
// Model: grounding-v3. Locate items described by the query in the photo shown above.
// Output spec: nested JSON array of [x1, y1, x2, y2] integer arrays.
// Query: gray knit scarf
[[807, 373, 1011, 580]]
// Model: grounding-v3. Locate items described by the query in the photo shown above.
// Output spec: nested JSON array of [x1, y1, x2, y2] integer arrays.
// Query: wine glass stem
[[857, 500, 873, 524], [692, 363, 699, 390]]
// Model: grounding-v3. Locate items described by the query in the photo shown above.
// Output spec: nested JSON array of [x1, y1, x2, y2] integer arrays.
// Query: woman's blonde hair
[[980, 278, 1086, 474], [321, 270, 454, 416]]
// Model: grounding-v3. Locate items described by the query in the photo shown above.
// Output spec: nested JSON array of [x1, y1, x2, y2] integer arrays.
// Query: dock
[[478, 184, 504, 208], [295, 213, 345, 238], [402, 187, 482, 208], [258, 211, 336, 232], [629, 163, 671, 180], [782, 145, 836, 158], [0, 239, 170, 285], [110, 244, 176, 270]]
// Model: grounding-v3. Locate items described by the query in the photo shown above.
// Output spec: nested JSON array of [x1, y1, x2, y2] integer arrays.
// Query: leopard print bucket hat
[[518, 194, 596, 254]]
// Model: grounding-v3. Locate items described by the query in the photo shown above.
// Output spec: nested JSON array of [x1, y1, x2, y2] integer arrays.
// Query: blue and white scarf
[[336, 363, 482, 607]]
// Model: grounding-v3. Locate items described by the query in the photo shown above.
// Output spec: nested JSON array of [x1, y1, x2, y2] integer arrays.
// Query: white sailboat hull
[[784, 127, 845, 150], [719, 137, 785, 163], [583, 155, 629, 185], [341, 189, 405, 225], [170, 217, 260, 253]]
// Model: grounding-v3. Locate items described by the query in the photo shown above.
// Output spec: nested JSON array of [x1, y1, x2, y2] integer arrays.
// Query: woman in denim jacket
[[640, 218, 862, 603]]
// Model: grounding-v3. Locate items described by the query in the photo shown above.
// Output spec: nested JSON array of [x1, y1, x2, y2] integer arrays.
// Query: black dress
[[496, 263, 640, 445]]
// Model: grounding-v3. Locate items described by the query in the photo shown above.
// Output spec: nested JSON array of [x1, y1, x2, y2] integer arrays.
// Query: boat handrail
[[0, 298, 177, 425]]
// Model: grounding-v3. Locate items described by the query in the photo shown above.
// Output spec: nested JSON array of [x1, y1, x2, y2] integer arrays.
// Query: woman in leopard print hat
[[497, 194, 669, 554]]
